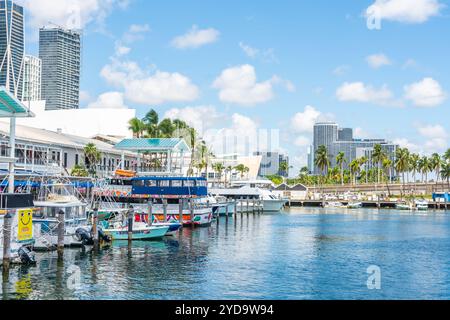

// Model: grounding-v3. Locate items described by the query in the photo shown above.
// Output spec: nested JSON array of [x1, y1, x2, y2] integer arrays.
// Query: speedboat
[[324, 201, 346, 208], [347, 202, 363, 209], [396, 202, 413, 211], [102, 220, 169, 241]]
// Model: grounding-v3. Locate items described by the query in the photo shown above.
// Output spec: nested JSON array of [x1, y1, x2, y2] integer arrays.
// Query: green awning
[[115, 138, 190, 153], [0, 87, 35, 118]]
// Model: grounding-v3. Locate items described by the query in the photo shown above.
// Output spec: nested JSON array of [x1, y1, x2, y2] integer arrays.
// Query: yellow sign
[[18, 209, 33, 242]]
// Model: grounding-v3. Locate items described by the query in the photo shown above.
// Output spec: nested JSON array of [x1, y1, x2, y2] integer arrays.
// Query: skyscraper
[[39, 27, 81, 110], [22, 55, 41, 101], [0, 0, 24, 99]]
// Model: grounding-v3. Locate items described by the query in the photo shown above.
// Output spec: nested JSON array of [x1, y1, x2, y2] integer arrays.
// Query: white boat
[[415, 200, 429, 211], [324, 201, 346, 208], [210, 180, 288, 213], [396, 202, 413, 211], [32, 184, 96, 250], [347, 202, 363, 209], [102, 220, 169, 241]]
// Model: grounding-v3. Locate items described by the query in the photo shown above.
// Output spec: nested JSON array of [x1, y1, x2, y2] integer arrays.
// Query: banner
[[18, 209, 33, 242]]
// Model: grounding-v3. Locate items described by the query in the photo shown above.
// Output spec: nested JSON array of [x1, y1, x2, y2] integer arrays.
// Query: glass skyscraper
[[0, 0, 24, 100], [39, 27, 81, 110]]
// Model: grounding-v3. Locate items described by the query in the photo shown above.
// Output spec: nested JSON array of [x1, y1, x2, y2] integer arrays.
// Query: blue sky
[[21, 0, 450, 173]]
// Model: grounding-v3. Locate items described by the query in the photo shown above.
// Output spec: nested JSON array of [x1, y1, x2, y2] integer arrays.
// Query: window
[[64, 153, 68, 168], [75, 154, 79, 165], [144, 180, 157, 187], [183, 180, 195, 187], [133, 180, 144, 187], [159, 180, 170, 187], [172, 180, 183, 187], [197, 180, 207, 187]]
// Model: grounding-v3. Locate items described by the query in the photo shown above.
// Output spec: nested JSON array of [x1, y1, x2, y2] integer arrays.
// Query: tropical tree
[[143, 109, 159, 137], [234, 164, 250, 179], [431, 153, 442, 184], [372, 144, 385, 184], [84, 143, 102, 176], [212, 163, 225, 186], [299, 166, 309, 177], [418, 156, 432, 184], [71, 165, 89, 177], [128, 118, 146, 138], [410, 153, 420, 183], [395, 148, 410, 196], [336, 152, 346, 185], [441, 162, 450, 190], [315, 145, 330, 178], [349, 159, 361, 185], [444, 149, 450, 162], [359, 156, 369, 184]]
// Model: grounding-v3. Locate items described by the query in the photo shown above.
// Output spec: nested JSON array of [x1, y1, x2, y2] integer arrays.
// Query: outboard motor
[[75, 228, 94, 246], [98, 229, 112, 243], [18, 247, 36, 265]]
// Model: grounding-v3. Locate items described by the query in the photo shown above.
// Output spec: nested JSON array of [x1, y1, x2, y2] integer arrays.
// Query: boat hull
[[104, 226, 169, 241]]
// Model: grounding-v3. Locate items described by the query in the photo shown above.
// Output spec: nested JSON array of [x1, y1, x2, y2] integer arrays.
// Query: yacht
[[209, 180, 288, 213]]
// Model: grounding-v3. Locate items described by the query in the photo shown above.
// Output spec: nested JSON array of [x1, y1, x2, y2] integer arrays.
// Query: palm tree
[[299, 166, 309, 177], [234, 164, 250, 179], [336, 152, 346, 186], [143, 109, 159, 137], [418, 156, 431, 184], [128, 118, 146, 138], [225, 165, 234, 186], [349, 160, 360, 186], [359, 156, 369, 184], [212, 163, 225, 186], [395, 148, 410, 197], [444, 149, 450, 162], [84, 143, 102, 177], [441, 162, 450, 190], [187, 128, 198, 176], [431, 153, 442, 184], [372, 144, 385, 185], [71, 165, 89, 177], [315, 146, 330, 203], [383, 158, 393, 197]]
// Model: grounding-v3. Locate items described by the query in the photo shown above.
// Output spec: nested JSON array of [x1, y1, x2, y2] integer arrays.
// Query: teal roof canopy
[[115, 138, 190, 153], [0, 87, 35, 118]]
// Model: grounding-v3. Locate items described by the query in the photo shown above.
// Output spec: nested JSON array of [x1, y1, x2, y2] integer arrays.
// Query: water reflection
[[1, 208, 449, 300]]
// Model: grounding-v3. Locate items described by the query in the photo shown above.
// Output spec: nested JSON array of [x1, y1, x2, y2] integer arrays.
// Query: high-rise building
[[22, 55, 41, 101], [39, 27, 81, 110], [0, 0, 24, 99], [254, 151, 290, 178], [312, 122, 399, 175]]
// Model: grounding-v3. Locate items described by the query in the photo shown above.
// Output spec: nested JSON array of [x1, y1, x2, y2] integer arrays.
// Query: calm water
[[2, 208, 450, 300]]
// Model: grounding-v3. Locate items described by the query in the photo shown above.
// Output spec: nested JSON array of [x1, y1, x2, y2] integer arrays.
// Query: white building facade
[[22, 55, 42, 102]]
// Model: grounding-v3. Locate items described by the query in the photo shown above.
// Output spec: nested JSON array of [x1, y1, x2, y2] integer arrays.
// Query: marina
[[1, 207, 450, 300]]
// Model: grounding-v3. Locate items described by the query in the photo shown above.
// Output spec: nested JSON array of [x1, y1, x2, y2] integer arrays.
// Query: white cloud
[[171, 25, 220, 49], [114, 43, 131, 56], [101, 59, 199, 105], [393, 138, 422, 154], [417, 124, 448, 139], [367, 53, 392, 68], [354, 127, 371, 139], [404, 77, 446, 107], [336, 81, 398, 106], [212, 65, 280, 106], [366, 0, 443, 24], [333, 65, 350, 76], [17, 0, 129, 30], [394, 124, 449, 155], [294, 136, 311, 147], [239, 42, 279, 63], [86, 91, 128, 109], [79, 90, 92, 103], [291, 105, 334, 133], [164, 106, 223, 134]]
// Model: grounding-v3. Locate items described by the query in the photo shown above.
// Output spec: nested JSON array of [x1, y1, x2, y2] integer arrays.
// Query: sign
[[18, 209, 33, 242]]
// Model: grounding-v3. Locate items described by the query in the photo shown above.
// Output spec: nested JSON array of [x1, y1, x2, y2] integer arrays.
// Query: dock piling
[[163, 199, 168, 223], [190, 199, 195, 228], [2, 212, 12, 269], [225, 203, 229, 223], [148, 200, 153, 226], [57, 210, 65, 259], [178, 199, 183, 226], [92, 208, 99, 249], [128, 208, 134, 243]]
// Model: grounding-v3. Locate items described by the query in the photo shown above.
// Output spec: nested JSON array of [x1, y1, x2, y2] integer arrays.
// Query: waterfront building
[[0, 0, 24, 99], [16, 100, 136, 138], [312, 122, 399, 175], [209, 154, 263, 183], [0, 121, 136, 178], [39, 27, 81, 110], [22, 55, 41, 101], [253, 151, 290, 177]]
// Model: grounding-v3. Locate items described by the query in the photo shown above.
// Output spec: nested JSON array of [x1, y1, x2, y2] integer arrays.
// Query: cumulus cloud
[[394, 124, 449, 155], [404, 77, 446, 107], [366, 53, 392, 68], [17, 0, 129, 30], [294, 136, 311, 147], [164, 105, 224, 134], [336, 81, 398, 106], [101, 59, 199, 105], [290, 105, 335, 135], [366, 0, 444, 24], [212, 64, 289, 106], [87, 91, 129, 109], [171, 25, 220, 49]]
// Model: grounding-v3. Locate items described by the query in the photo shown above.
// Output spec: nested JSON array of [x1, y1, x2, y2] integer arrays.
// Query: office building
[[0, 0, 24, 99], [254, 151, 290, 177], [22, 55, 41, 101], [312, 122, 399, 175], [40, 27, 81, 110]]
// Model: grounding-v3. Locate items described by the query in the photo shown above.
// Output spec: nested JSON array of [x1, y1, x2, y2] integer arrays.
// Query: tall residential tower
[[39, 27, 81, 110], [0, 0, 24, 99], [22, 55, 41, 101]]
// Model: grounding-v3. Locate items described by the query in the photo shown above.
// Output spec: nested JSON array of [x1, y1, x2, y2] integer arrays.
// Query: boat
[[324, 201, 346, 208], [347, 202, 363, 209], [210, 180, 287, 213], [102, 220, 169, 241], [415, 199, 429, 211], [32, 184, 97, 250], [396, 202, 413, 211], [135, 212, 182, 236], [0, 206, 36, 265]]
